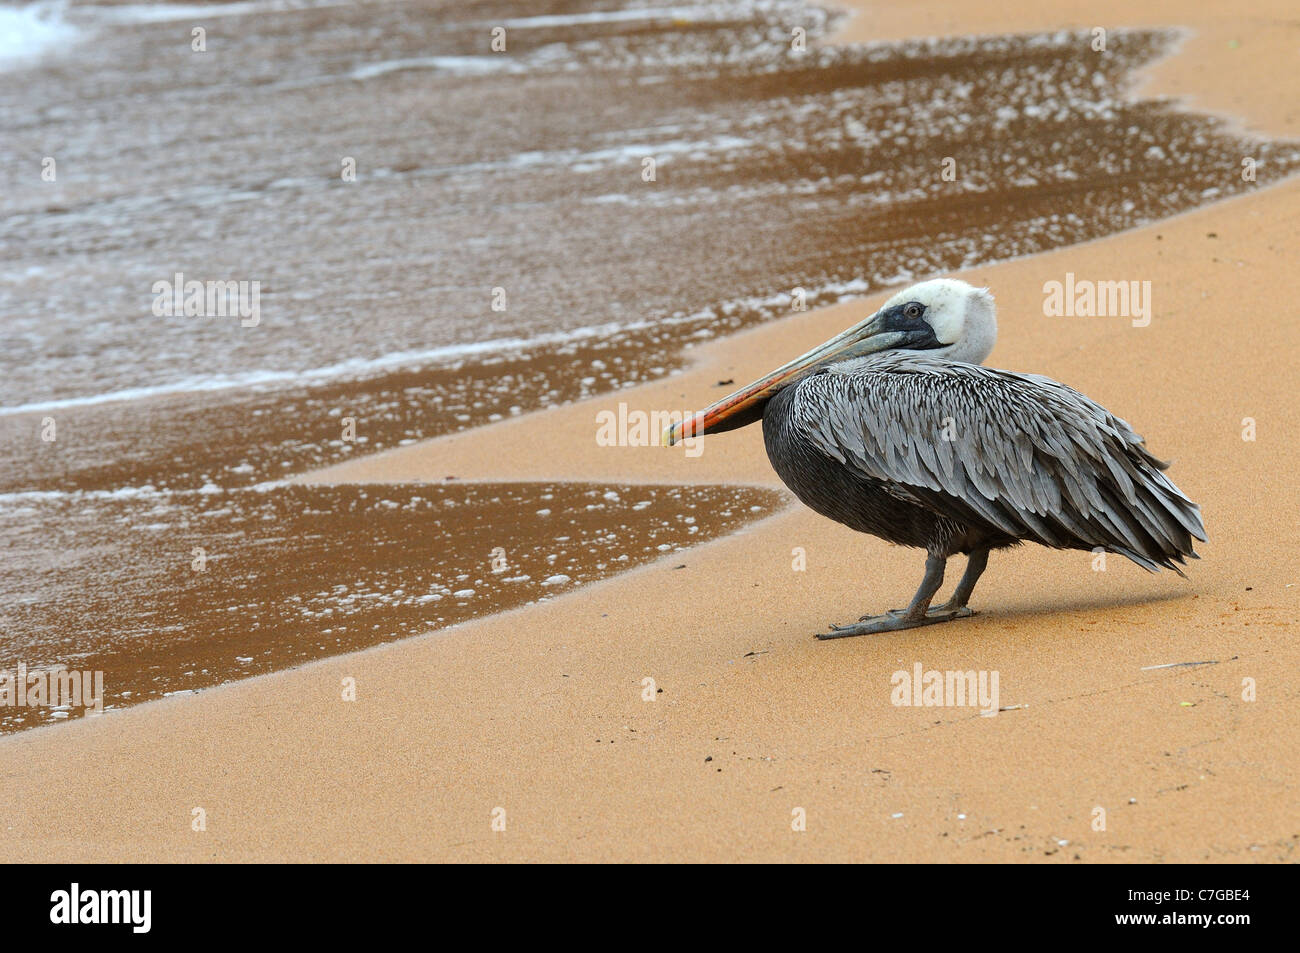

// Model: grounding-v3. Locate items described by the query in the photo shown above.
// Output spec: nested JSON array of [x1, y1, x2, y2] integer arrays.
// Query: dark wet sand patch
[[0, 481, 784, 732], [0, 348, 673, 494]]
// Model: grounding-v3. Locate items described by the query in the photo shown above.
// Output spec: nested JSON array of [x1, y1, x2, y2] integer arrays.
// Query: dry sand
[[3, 0, 1296, 861]]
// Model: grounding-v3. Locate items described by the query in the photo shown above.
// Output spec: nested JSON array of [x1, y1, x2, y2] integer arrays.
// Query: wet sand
[[2, 0, 1298, 861], [0, 481, 782, 731]]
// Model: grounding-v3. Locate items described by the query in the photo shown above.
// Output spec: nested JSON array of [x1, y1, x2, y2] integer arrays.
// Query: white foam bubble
[[350, 55, 522, 80], [0, 2, 82, 71]]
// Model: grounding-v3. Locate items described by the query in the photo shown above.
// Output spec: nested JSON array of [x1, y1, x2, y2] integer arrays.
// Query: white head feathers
[[882, 278, 997, 364]]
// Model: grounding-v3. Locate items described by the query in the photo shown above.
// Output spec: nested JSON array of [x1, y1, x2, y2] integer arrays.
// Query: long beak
[[662, 313, 905, 446]]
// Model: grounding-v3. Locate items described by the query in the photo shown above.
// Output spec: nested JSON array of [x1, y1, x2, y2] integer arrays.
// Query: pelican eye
[[904, 303, 924, 319]]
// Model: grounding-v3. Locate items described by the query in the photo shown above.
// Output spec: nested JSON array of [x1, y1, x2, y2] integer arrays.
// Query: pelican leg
[[925, 548, 988, 619], [818, 555, 952, 639]]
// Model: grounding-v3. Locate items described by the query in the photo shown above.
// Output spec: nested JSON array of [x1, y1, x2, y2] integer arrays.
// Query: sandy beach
[[3, 0, 1297, 862]]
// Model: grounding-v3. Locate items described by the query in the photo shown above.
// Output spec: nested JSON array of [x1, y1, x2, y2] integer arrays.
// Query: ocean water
[[2, 0, 1296, 729], [5, 1, 1296, 416]]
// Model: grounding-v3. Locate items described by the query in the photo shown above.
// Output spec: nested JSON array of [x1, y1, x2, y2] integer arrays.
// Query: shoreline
[[5, 174, 1293, 859], [294, 167, 1300, 491], [830, 0, 1300, 138], [3, 0, 1297, 861]]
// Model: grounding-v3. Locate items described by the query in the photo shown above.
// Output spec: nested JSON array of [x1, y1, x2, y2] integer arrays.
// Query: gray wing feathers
[[794, 356, 1207, 573]]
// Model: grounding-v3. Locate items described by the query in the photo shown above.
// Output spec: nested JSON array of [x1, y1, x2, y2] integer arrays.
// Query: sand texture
[[2, 0, 1296, 861]]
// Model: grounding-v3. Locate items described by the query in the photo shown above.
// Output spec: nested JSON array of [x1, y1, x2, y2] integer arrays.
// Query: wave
[[0, 321, 634, 415], [82, 0, 353, 25], [0, 273, 903, 417]]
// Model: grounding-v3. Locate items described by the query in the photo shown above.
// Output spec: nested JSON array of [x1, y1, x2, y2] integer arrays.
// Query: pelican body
[[663, 280, 1206, 638]]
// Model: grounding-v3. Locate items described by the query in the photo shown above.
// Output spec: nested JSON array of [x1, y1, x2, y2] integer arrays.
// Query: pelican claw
[[926, 605, 975, 620], [816, 606, 974, 640]]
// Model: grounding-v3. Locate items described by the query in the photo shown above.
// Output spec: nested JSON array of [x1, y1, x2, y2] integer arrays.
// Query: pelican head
[[663, 278, 997, 445]]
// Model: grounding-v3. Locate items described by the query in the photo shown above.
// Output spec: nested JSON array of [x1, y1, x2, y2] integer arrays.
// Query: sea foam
[[0, 2, 81, 71]]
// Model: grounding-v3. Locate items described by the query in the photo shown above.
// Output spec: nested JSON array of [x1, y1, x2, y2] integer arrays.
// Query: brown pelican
[[663, 279, 1206, 639]]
